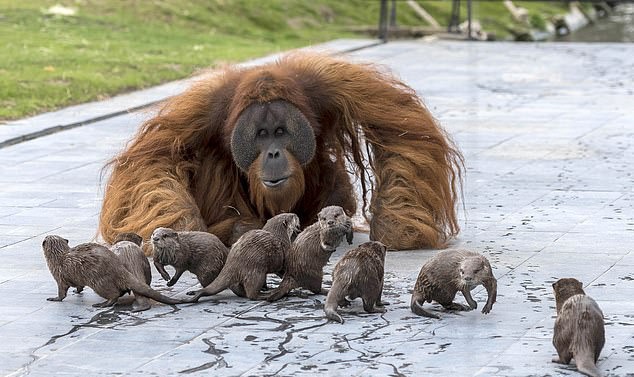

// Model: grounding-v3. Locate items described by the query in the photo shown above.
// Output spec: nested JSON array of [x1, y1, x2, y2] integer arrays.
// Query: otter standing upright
[[266, 205, 353, 302], [186, 213, 300, 302], [552, 278, 605, 377], [324, 241, 387, 324], [410, 248, 497, 319]]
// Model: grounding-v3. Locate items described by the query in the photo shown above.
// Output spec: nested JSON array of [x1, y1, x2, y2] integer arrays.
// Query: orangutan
[[99, 52, 463, 251]]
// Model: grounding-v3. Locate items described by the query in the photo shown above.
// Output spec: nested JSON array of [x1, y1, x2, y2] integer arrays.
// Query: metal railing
[[378, 0, 474, 42]]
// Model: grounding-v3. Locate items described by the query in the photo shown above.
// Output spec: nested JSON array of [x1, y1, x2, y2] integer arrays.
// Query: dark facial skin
[[231, 100, 316, 188], [256, 105, 294, 186]]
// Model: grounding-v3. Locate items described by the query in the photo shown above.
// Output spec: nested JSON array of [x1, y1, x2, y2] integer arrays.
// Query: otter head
[[113, 232, 143, 247], [363, 241, 388, 261], [459, 256, 490, 288], [150, 227, 180, 264], [42, 235, 70, 256], [552, 278, 585, 314], [317, 205, 353, 251], [263, 213, 301, 242]]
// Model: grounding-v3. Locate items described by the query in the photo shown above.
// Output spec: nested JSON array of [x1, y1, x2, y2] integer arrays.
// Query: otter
[[265, 206, 353, 302], [43, 235, 183, 308], [410, 249, 497, 319], [150, 228, 229, 289], [324, 241, 387, 324], [552, 278, 605, 377], [110, 233, 153, 311], [186, 213, 300, 302]]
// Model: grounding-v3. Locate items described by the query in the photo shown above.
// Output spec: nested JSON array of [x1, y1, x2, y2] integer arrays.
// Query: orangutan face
[[230, 100, 315, 190]]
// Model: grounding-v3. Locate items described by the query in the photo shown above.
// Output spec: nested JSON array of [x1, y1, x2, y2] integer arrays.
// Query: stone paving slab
[[1, 40, 633, 376]]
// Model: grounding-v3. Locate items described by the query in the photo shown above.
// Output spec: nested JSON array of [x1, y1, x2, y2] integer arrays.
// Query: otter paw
[[131, 303, 151, 312], [444, 302, 472, 311], [327, 312, 344, 324], [371, 306, 387, 313]]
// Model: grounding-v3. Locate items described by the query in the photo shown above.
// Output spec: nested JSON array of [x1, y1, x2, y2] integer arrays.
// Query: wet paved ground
[[0, 40, 633, 376]]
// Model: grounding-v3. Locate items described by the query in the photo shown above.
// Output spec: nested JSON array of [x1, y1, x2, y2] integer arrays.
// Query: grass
[[0, 1, 571, 121], [417, 1, 569, 38]]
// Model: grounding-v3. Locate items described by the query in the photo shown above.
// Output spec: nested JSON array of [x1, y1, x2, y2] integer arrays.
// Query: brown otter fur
[[186, 213, 300, 302], [410, 249, 496, 319], [43, 235, 183, 308], [552, 278, 605, 377], [150, 228, 229, 288], [265, 206, 353, 302], [113, 232, 144, 246], [324, 241, 387, 324], [110, 233, 153, 311]]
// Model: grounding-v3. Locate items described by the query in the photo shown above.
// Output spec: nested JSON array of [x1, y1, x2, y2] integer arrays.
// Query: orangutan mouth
[[263, 177, 289, 188]]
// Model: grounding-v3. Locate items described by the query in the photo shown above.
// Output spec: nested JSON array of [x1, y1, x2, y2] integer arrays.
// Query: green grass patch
[[1, 0, 424, 121], [0, 1, 572, 121]]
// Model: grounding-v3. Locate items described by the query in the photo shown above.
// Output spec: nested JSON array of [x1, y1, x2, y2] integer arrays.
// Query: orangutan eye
[[257, 129, 268, 137], [275, 127, 284, 136]]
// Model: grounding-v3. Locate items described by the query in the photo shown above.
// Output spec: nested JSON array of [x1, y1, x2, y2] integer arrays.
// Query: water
[[557, 3, 634, 42]]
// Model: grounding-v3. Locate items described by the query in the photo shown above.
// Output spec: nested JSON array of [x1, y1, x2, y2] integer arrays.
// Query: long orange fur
[[100, 52, 463, 251]]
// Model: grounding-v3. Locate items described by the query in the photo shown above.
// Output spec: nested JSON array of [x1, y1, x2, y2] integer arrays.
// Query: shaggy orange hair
[[100, 52, 463, 251]]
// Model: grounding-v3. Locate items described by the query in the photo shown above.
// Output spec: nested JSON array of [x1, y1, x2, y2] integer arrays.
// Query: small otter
[[265, 206, 353, 302], [110, 233, 153, 311], [186, 213, 300, 302], [150, 228, 229, 288], [43, 235, 183, 308], [552, 278, 605, 377], [410, 249, 497, 319], [324, 241, 387, 324]]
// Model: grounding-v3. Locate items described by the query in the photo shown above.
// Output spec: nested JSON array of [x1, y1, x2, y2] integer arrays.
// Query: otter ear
[[63, 238, 69, 244], [551, 282, 556, 289]]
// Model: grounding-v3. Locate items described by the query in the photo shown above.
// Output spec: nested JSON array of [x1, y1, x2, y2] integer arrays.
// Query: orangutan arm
[[99, 154, 206, 248], [283, 53, 463, 249]]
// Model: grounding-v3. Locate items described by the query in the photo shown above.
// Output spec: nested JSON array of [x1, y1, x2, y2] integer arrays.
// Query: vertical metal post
[[389, 0, 397, 28], [378, 0, 389, 42], [448, 0, 460, 33], [467, 0, 472, 39]]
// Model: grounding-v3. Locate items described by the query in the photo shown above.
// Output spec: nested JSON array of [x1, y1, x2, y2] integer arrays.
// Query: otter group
[[42, 205, 604, 376]]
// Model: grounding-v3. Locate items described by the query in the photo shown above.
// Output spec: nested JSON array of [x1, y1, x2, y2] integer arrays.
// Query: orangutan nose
[[327, 220, 335, 226], [268, 149, 281, 159]]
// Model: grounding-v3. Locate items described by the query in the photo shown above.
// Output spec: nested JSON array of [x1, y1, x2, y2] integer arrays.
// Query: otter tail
[[127, 275, 183, 305], [185, 269, 232, 303], [410, 292, 440, 319], [265, 276, 298, 302], [576, 353, 602, 377], [324, 300, 343, 324], [323, 279, 346, 324], [573, 309, 604, 377]]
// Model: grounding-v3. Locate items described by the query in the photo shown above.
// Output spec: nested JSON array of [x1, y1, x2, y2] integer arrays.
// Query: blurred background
[[1, 0, 632, 122]]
